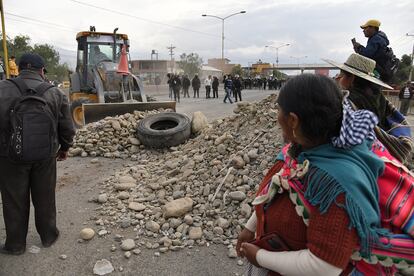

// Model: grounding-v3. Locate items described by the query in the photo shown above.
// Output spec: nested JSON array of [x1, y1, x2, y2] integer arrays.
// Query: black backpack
[[5, 78, 56, 162], [376, 46, 400, 83]]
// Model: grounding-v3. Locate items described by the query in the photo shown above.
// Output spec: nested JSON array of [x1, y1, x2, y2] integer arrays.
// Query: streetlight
[[202, 11, 246, 60], [265, 44, 290, 68]]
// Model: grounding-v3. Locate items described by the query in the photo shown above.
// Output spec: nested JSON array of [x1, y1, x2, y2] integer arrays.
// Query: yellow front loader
[[69, 28, 175, 127]]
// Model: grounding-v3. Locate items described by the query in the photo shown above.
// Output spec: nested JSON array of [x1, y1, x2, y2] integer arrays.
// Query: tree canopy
[[231, 64, 243, 77], [177, 53, 203, 78], [0, 34, 70, 82], [392, 54, 413, 85]]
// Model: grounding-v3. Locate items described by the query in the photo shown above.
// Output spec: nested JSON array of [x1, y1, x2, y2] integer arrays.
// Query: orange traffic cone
[[117, 44, 129, 75]]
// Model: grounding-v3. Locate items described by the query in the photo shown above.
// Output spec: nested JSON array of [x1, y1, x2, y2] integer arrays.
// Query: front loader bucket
[[82, 101, 176, 125]]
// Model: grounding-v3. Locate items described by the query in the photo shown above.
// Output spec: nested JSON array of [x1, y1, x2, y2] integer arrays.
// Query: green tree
[[11, 35, 32, 59], [272, 69, 285, 79], [53, 63, 71, 82], [177, 53, 202, 77], [393, 54, 413, 85], [231, 64, 243, 76], [0, 34, 69, 81]]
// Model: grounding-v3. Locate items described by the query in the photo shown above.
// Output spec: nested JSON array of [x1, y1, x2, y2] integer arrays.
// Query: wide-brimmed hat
[[323, 53, 392, 89]]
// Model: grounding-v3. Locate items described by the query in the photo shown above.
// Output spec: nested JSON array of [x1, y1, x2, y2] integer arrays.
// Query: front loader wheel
[[70, 98, 90, 128]]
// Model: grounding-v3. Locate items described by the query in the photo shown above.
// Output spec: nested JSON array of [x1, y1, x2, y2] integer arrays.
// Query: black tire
[[70, 98, 90, 128], [136, 112, 191, 148]]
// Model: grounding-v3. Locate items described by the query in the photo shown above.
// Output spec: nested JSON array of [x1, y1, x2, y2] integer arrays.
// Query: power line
[[5, 12, 78, 32], [69, 0, 218, 38], [6, 17, 75, 34]]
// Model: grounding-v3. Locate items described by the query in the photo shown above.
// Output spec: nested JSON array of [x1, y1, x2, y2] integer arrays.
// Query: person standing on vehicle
[[182, 75, 191, 98], [0, 53, 75, 255], [204, 75, 212, 99], [351, 19, 392, 82], [212, 76, 219, 98], [399, 81, 413, 116], [191, 74, 201, 98]]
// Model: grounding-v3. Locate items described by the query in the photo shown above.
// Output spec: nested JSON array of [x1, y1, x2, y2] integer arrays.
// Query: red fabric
[[372, 141, 414, 236], [254, 160, 358, 274]]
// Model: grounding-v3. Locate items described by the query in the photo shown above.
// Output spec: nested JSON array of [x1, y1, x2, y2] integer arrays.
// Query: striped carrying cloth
[[374, 101, 414, 167]]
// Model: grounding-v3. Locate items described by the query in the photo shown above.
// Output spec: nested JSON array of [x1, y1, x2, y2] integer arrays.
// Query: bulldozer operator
[[91, 45, 110, 65]]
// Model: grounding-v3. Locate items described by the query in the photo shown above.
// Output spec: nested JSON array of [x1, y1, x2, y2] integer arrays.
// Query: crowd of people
[[166, 73, 287, 104]]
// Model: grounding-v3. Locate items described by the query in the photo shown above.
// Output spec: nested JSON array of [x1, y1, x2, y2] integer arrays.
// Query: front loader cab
[[74, 31, 129, 92]]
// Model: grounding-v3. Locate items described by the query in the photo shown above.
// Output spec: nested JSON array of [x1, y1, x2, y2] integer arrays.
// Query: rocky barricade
[[69, 109, 173, 159], [87, 95, 283, 257]]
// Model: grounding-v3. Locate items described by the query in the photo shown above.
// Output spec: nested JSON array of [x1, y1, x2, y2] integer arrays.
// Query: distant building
[[242, 61, 273, 77], [206, 58, 238, 75], [130, 58, 224, 85], [130, 59, 176, 85], [201, 65, 222, 80], [251, 62, 272, 75]]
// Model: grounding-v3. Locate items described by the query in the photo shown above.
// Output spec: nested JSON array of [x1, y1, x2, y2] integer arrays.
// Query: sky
[[3, 0, 414, 70]]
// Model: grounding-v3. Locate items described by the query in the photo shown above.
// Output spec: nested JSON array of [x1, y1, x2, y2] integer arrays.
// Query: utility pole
[[0, 0, 9, 78], [167, 44, 175, 73], [407, 33, 414, 81]]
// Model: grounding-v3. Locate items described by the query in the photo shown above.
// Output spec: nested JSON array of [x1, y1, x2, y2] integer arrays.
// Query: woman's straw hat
[[323, 53, 392, 89]]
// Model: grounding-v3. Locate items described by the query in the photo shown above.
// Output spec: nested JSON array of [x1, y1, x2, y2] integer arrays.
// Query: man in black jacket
[[191, 74, 201, 98], [182, 75, 191, 98], [212, 76, 219, 98], [0, 53, 75, 255], [233, 75, 243, 102], [171, 74, 181, 103]]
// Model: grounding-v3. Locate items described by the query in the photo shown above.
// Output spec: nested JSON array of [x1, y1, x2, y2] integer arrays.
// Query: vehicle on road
[[69, 27, 175, 127]]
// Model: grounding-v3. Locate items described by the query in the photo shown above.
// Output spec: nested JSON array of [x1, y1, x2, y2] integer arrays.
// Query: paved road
[[150, 88, 278, 122]]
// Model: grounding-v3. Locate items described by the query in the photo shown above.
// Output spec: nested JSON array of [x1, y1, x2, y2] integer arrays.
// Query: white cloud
[[3, 0, 413, 68]]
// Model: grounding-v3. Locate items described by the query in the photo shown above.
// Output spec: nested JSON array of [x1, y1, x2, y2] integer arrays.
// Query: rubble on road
[[89, 95, 283, 257], [69, 109, 173, 159]]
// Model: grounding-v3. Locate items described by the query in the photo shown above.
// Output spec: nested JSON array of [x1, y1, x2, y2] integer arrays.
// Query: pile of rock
[[69, 109, 172, 159], [90, 94, 283, 256]]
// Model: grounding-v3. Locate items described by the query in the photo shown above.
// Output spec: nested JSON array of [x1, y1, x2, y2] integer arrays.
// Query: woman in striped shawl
[[325, 53, 414, 166], [237, 74, 391, 275]]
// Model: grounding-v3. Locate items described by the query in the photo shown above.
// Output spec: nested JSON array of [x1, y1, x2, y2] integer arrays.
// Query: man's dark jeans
[[0, 157, 58, 251]]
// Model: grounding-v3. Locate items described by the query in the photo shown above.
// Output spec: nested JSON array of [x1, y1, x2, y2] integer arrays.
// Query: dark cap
[[18, 53, 47, 72]]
